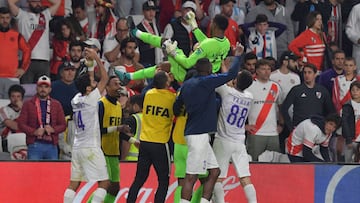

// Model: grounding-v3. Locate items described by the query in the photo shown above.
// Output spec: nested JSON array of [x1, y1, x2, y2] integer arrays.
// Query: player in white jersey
[[63, 47, 111, 203], [212, 70, 257, 203], [286, 114, 341, 163]]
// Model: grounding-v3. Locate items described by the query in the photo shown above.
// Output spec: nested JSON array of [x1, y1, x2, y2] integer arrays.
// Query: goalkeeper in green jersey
[[115, 12, 231, 85]]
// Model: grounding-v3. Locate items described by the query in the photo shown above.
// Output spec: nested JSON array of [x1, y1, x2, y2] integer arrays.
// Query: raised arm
[[84, 47, 108, 93], [7, 0, 20, 16], [47, 0, 61, 16]]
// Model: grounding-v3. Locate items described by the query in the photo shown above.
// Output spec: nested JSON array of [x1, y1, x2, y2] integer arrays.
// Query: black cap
[[143, 0, 156, 10], [58, 61, 76, 73], [280, 51, 299, 63], [219, 0, 236, 5]]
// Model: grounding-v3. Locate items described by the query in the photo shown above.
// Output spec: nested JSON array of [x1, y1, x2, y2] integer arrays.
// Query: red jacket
[[17, 96, 66, 145], [50, 39, 69, 75]]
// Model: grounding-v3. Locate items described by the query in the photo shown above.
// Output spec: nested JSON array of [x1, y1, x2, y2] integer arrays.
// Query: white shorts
[[213, 138, 251, 178], [70, 147, 109, 182], [185, 133, 219, 175]]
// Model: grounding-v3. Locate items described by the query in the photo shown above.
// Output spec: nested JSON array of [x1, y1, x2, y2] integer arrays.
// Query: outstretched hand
[[233, 42, 244, 56]]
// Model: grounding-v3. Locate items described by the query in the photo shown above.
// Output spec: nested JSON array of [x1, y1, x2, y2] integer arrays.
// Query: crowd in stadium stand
[[1, 0, 360, 166]]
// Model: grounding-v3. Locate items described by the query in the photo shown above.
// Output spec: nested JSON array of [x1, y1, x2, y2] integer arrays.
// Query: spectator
[[163, 1, 198, 57], [246, 59, 282, 161], [173, 48, 242, 202], [103, 17, 140, 63], [7, 0, 61, 83], [323, 0, 343, 48], [242, 52, 257, 78], [0, 7, 30, 98], [50, 61, 78, 117], [332, 57, 358, 114], [17, 75, 66, 160], [342, 80, 360, 163], [317, 49, 345, 98], [136, 0, 163, 67], [72, 0, 90, 38], [113, 37, 145, 93], [115, 0, 147, 17], [63, 46, 109, 203], [91, 0, 117, 57], [0, 84, 25, 152], [270, 51, 301, 153], [158, 0, 182, 33], [98, 76, 135, 202], [211, 0, 247, 26], [291, 0, 326, 36], [281, 63, 335, 131], [287, 114, 341, 162], [288, 11, 326, 71], [242, 14, 286, 59], [345, 3, 360, 73], [50, 19, 77, 80], [245, 0, 294, 59], [66, 40, 87, 78], [127, 71, 175, 203]]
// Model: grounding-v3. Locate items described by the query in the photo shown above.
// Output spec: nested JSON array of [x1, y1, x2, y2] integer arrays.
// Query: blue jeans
[[27, 141, 58, 160]]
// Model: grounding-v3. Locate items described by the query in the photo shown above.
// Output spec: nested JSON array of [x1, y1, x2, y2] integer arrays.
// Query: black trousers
[[127, 141, 170, 203]]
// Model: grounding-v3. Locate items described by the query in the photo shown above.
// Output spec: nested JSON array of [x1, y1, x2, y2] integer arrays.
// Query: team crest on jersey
[[316, 91, 322, 99], [290, 79, 295, 84], [10, 37, 15, 42], [195, 47, 203, 55], [311, 37, 316, 43]]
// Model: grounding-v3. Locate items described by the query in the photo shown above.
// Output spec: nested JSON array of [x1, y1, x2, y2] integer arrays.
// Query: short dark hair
[[120, 37, 138, 52], [69, 40, 84, 52], [129, 94, 144, 109], [303, 63, 317, 73], [236, 70, 253, 91], [255, 14, 268, 24], [325, 113, 342, 129], [345, 56, 356, 65], [213, 14, 228, 31], [0, 7, 10, 14], [72, 0, 85, 10], [116, 17, 128, 27], [195, 58, 212, 73], [350, 80, 360, 92], [153, 71, 169, 89], [106, 75, 118, 85], [8, 84, 25, 99], [244, 52, 257, 62], [75, 73, 91, 95], [255, 59, 271, 69], [332, 49, 345, 60]]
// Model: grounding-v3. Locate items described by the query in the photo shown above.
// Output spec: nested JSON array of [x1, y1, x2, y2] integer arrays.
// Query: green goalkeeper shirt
[[174, 29, 230, 73]]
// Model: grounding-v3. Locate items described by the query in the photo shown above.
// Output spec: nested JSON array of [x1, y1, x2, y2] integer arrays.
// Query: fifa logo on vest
[[145, 105, 170, 117]]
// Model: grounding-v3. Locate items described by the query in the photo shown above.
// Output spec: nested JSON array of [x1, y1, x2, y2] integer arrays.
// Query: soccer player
[[63, 47, 125, 203], [212, 70, 257, 203], [127, 71, 176, 203], [115, 12, 230, 83]]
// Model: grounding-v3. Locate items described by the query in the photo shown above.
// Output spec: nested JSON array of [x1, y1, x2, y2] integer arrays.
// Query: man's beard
[[71, 56, 81, 63], [125, 54, 134, 60], [30, 6, 43, 14], [0, 25, 9, 32]]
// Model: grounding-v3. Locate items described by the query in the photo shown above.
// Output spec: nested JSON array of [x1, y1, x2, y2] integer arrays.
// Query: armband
[[107, 126, 117, 133]]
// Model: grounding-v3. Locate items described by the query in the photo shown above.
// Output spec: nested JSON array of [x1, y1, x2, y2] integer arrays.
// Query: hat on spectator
[[143, 0, 157, 10], [58, 61, 76, 73], [83, 38, 101, 50], [182, 1, 197, 11], [37, 75, 51, 86], [219, 0, 236, 5], [96, 0, 113, 8], [280, 51, 299, 63]]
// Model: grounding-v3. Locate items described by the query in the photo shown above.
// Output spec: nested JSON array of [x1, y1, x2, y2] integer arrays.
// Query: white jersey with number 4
[[215, 85, 253, 144], [71, 88, 101, 149]]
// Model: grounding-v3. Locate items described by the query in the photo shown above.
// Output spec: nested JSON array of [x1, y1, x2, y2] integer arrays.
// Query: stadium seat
[[21, 83, 36, 101], [7, 133, 27, 160]]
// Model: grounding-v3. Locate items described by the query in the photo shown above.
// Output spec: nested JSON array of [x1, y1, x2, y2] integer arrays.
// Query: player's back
[[71, 88, 102, 149], [200, 36, 230, 73], [216, 85, 253, 143]]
